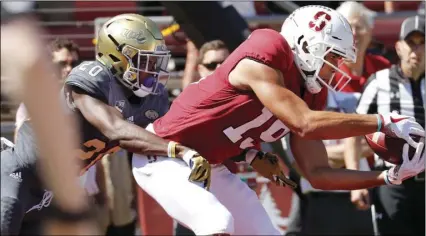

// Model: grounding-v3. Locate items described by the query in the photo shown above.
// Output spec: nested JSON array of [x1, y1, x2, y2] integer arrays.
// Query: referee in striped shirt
[[346, 15, 425, 236]]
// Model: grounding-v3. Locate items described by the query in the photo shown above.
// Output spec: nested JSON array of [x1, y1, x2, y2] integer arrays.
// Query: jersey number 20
[[78, 61, 103, 76]]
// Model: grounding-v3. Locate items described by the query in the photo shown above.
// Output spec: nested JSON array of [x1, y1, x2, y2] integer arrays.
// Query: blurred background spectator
[[181, 40, 230, 89], [15, 38, 81, 131], [333, 1, 392, 92], [11, 38, 108, 235], [1, 2, 97, 234]]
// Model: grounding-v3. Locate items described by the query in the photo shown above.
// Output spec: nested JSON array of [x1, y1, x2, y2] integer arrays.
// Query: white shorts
[[132, 124, 280, 235]]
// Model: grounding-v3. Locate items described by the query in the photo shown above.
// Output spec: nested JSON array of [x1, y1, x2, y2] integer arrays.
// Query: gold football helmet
[[96, 14, 170, 97]]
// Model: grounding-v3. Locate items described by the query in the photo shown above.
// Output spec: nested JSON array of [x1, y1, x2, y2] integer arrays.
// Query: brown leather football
[[364, 132, 423, 165]]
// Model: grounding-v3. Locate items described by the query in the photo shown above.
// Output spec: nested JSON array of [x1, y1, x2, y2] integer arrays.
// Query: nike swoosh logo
[[390, 117, 409, 123]]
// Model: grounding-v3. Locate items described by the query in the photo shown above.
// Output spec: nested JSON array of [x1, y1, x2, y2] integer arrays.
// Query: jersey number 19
[[223, 107, 290, 149]]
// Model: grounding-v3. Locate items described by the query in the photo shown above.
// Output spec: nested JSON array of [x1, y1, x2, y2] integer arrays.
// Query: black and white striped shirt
[[357, 65, 425, 168]]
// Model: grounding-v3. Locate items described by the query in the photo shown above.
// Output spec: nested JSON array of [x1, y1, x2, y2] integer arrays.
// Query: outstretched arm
[[230, 59, 378, 139], [327, 138, 373, 168], [69, 88, 190, 158], [70, 87, 212, 189], [230, 59, 424, 144], [289, 133, 385, 190]]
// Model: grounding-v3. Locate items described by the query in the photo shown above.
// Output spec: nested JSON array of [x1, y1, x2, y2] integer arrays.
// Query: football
[[364, 132, 424, 165]]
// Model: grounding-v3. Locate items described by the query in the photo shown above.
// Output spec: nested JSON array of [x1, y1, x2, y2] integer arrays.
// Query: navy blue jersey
[[64, 61, 169, 172]]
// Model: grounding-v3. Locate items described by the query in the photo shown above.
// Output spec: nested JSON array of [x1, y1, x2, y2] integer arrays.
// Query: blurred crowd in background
[[1, 1, 424, 235]]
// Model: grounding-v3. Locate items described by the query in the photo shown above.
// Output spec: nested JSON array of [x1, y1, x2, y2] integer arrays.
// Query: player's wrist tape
[[383, 170, 399, 185], [167, 141, 178, 158], [244, 149, 264, 165], [182, 149, 198, 166], [44, 203, 94, 223]]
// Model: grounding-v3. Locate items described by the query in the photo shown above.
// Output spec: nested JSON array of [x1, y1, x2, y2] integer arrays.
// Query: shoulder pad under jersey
[[65, 61, 113, 102]]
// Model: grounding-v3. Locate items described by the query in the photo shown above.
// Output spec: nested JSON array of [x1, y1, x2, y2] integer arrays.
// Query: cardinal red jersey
[[154, 29, 327, 164]]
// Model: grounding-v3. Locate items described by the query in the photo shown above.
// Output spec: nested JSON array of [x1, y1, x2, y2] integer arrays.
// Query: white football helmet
[[281, 5, 357, 94]]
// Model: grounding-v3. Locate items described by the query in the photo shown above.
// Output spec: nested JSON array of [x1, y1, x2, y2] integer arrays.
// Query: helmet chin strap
[[294, 55, 323, 94], [304, 75, 322, 94], [303, 60, 325, 94]]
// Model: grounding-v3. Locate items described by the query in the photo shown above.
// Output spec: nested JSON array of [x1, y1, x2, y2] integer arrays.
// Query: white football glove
[[379, 112, 425, 148], [385, 137, 425, 185]]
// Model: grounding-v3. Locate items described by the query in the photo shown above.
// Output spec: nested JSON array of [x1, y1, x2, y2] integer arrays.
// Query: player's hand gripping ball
[[365, 132, 424, 165], [366, 132, 425, 185]]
